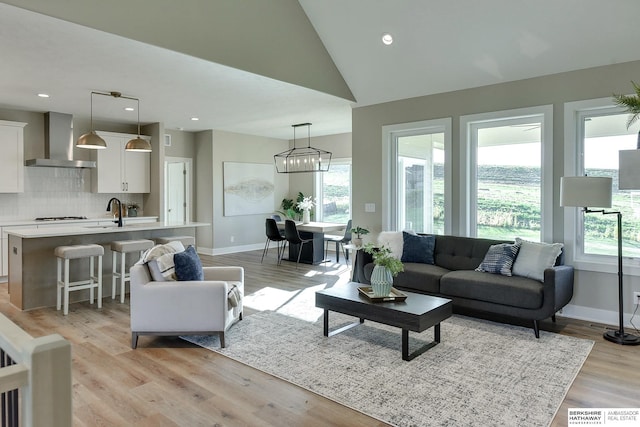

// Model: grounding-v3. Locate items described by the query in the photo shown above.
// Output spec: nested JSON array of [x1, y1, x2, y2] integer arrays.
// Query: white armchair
[[129, 264, 244, 349]]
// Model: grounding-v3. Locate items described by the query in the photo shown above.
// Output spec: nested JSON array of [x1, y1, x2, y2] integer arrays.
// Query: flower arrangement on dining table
[[297, 196, 315, 224]]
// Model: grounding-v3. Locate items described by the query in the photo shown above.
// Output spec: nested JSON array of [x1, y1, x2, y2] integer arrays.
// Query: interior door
[[165, 160, 188, 223]]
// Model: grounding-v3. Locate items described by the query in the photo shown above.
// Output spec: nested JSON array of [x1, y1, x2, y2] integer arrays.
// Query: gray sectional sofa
[[353, 234, 574, 337]]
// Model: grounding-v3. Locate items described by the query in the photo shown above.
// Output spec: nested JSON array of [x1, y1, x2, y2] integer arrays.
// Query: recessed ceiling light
[[124, 107, 135, 111], [382, 33, 393, 45], [37, 93, 50, 98], [191, 117, 199, 121]]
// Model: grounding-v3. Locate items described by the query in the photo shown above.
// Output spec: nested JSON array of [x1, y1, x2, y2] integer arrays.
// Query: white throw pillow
[[511, 238, 563, 282], [377, 230, 416, 259], [377, 231, 404, 259], [139, 241, 186, 281]]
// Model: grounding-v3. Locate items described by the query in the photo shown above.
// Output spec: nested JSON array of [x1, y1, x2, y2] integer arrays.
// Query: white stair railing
[[0, 312, 71, 427]]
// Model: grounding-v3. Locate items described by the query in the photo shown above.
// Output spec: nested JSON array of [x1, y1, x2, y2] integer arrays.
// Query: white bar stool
[[156, 236, 195, 247], [55, 244, 104, 315], [110, 239, 154, 303]]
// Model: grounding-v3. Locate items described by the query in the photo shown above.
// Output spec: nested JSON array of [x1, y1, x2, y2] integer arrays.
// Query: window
[[574, 107, 640, 258], [461, 106, 553, 241], [315, 159, 351, 223], [382, 118, 452, 234]]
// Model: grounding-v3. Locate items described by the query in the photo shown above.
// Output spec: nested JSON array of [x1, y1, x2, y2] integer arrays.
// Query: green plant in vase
[[363, 243, 404, 297], [350, 226, 369, 247]]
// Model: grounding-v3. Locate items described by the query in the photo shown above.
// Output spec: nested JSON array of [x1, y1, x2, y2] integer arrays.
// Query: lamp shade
[[76, 130, 107, 149], [618, 149, 640, 190], [125, 136, 152, 152], [560, 176, 612, 208]]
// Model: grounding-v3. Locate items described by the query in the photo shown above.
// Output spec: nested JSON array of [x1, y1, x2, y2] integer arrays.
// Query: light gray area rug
[[183, 311, 593, 427]]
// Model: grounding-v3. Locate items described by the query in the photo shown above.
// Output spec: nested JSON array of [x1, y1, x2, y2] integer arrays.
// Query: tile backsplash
[[0, 167, 143, 221]]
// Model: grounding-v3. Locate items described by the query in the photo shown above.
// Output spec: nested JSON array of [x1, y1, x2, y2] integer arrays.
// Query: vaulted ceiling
[[1, 0, 639, 139]]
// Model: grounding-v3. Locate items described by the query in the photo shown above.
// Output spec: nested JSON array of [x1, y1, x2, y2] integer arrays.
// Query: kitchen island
[[7, 222, 208, 310]]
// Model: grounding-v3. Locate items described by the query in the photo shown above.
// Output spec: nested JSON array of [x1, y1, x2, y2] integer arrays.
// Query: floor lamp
[[560, 176, 640, 345]]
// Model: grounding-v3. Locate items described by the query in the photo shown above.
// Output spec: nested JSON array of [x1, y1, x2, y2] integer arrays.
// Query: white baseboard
[[559, 303, 640, 329]]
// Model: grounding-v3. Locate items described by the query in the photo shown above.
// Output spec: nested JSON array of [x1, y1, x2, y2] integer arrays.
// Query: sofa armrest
[[541, 265, 574, 315], [203, 266, 244, 283], [353, 249, 374, 284]]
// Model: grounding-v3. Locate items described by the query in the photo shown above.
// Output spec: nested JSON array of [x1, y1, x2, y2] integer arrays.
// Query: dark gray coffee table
[[315, 282, 452, 361]]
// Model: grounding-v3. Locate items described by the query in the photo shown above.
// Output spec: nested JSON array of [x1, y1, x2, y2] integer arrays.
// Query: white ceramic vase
[[370, 265, 393, 297], [302, 209, 311, 224]]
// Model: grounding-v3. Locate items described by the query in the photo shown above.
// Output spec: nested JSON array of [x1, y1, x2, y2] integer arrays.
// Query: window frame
[[314, 157, 352, 223], [382, 118, 452, 233], [563, 98, 640, 276], [460, 105, 554, 241]]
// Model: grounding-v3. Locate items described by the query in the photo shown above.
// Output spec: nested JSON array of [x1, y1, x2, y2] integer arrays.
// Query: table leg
[[323, 309, 329, 337], [402, 325, 440, 361]]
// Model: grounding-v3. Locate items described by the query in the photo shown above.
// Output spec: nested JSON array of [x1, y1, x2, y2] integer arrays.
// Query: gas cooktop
[[34, 216, 88, 221]]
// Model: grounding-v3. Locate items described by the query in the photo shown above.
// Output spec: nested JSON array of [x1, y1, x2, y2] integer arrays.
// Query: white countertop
[[6, 221, 208, 238], [0, 216, 158, 227]]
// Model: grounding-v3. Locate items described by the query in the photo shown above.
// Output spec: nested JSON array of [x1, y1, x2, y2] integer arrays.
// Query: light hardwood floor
[[1, 249, 639, 426]]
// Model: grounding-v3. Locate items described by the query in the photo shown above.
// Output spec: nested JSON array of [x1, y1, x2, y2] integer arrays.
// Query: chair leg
[[219, 331, 226, 348], [335, 241, 340, 262], [279, 242, 287, 264], [97, 255, 103, 308], [551, 314, 556, 323], [277, 241, 285, 264], [111, 250, 117, 299], [533, 320, 540, 338], [261, 239, 270, 263], [296, 243, 304, 269], [56, 257, 62, 311], [341, 243, 349, 265]]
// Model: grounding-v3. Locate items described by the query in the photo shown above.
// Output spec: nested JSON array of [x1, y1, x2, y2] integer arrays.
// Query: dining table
[[276, 221, 347, 265]]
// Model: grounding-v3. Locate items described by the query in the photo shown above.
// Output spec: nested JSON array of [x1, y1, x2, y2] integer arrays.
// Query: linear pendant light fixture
[[274, 123, 331, 173], [76, 91, 152, 152]]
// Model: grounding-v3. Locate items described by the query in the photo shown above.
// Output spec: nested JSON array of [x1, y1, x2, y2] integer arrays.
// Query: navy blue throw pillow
[[401, 232, 435, 264], [174, 246, 204, 281]]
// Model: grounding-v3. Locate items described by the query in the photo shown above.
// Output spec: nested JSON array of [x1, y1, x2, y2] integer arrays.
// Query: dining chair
[[283, 219, 313, 268], [261, 218, 286, 263], [324, 219, 352, 264]]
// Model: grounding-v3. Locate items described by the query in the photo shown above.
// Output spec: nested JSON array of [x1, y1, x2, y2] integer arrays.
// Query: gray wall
[[351, 59, 640, 325]]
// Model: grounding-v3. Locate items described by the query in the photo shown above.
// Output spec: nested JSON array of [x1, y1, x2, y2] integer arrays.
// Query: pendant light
[[124, 95, 151, 152], [76, 91, 107, 149], [274, 123, 331, 173], [76, 91, 152, 152]]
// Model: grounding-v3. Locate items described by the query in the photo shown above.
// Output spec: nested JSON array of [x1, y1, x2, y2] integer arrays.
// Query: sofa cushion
[[366, 262, 449, 294], [174, 246, 204, 281], [512, 238, 563, 282], [401, 232, 435, 264], [440, 270, 544, 309], [434, 235, 507, 271], [475, 242, 520, 276]]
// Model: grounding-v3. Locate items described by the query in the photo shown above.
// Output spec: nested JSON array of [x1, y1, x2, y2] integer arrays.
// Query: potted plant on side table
[[351, 226, 370, 247], [363, 243, 404, 297]]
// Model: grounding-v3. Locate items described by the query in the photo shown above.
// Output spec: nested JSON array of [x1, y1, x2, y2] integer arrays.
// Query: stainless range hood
[[25, 112, 96, 168]]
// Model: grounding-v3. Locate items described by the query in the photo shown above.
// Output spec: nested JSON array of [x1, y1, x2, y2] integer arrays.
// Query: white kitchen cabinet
[[0, 120, 27, 193], [91, 131, 150, 193]]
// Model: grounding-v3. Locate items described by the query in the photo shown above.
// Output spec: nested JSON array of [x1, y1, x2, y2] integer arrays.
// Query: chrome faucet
[[106, 197, 123, 227]]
